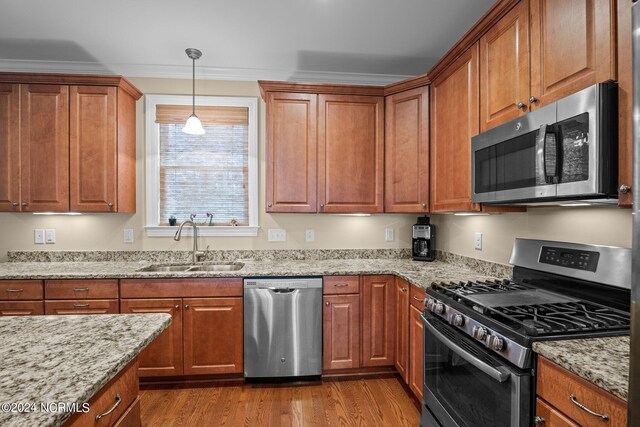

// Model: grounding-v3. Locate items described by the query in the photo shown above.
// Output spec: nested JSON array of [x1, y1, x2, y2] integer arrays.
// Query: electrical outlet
[[34, 229, 44, 244], [474, 232, 482, 250], [385, 227, 394, 242], [123, 229, 134, 244], [268, 228, 287, 242], [305, 229, 315, 242], [45, 229, 56, 244]]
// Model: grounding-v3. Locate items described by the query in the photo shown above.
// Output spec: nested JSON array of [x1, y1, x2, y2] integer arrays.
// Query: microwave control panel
[[539, 246, 599, 272]]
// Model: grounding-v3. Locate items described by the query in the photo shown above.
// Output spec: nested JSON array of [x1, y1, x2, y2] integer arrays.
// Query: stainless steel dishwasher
[[243, 277, 322, 379]]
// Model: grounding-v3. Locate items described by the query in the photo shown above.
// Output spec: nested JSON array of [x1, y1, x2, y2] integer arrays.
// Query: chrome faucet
[[174, 220, 206, 264]]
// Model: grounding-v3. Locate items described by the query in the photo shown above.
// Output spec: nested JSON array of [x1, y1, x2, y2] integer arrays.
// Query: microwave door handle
[[536, 124, 548, 184], [423, 316, 511, 383]]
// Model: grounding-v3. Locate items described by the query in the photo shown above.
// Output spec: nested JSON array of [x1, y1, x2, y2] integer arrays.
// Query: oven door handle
[[424, 317, 511, 383]]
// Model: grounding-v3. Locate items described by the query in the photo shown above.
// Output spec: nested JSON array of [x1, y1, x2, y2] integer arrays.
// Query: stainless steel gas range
[[420, 238, 631, 427]]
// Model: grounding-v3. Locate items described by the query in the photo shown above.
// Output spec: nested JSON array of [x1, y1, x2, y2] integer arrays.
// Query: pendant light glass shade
[[183, 48, 205, 135]]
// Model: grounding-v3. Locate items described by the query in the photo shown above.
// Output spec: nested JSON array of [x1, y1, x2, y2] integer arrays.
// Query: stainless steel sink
[[138, 263, 244, 272]]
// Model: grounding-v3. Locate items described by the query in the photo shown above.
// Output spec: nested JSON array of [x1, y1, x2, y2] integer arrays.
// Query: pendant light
[[182, 48, 205, 135]]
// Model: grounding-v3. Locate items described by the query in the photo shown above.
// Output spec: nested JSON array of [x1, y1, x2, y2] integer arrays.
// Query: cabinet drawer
[[537, 357, 627, 427], [113, 397, 140, 427], [0, 300, 44, 316], [410, 285, 425, 309], [0, 280, 43, 300], [323, 276, 360, 294], [65, 359, 139, 427], [45, 279, 119, 299], [536, 398, 578, 427], [120, 278, 242, 298], [45, 299, 119, 315]]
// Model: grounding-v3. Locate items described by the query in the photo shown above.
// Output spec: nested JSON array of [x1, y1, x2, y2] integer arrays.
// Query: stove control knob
[[425, 298, 435, 311], [472, 326, 487, 341], [487, 335, 505, 351], [433, 303, 446, 315], [451, 314, 465, 327]]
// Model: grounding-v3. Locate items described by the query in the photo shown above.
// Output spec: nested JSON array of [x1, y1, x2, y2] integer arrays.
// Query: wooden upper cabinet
[[265, 92, 317, 212], [20, 84, 69, 212], [384, 86, 430, 213], [0, 84, 20, 212], [529, 0, 616, 109], [183, 297, 243, 375], [318, 94, 384, 213], [361, 275, 395, 367], [430, 44, 480, 213], [323, 293, 361, 370], [480, 0, 530, 130], [70, 86, 117, 212], [394, 278, 409, 383]]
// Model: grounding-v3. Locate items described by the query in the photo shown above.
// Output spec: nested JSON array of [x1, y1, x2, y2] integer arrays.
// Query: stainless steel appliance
[[471, 82, 618, 205], [629, 0, 640, 423], [413, 216, 436, 261], [421, 239, 631, 427], [243, 277, 322, 379]]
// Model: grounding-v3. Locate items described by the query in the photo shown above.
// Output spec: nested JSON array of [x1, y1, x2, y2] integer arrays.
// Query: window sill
[[145, 226, 259, 237]]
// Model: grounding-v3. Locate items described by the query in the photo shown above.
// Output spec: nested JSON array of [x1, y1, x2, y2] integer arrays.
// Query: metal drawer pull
[[73, 303, 89, 308], [413, 296, 422, 301], [569, 394, 609, 420], [95, 394, 121, 421], [534, 416, 545, 425], [402, 288, 407, 292], [73, 288, 89, 292], [334, 284, 349, 287], [5, 289, 24, 293]]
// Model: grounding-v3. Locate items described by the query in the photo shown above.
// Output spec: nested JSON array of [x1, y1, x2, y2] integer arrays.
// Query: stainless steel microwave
[[471, 82, 618, 205]]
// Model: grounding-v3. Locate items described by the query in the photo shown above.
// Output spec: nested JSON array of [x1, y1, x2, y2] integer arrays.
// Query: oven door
[[422, 312, 532, 427]]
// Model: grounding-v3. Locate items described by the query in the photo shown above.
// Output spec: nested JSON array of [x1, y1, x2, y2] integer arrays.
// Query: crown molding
[[0, 59, 412, 86]]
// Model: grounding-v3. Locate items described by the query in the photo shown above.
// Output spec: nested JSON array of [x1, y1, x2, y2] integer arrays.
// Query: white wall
[[0, 78, 632, 264]]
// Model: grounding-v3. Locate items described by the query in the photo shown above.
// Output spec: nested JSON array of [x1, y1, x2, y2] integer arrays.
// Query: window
[[145, 95, 258, 236]]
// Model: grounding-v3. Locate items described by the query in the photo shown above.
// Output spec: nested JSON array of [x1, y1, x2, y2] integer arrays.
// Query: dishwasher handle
[[267, 287, 296, 294]]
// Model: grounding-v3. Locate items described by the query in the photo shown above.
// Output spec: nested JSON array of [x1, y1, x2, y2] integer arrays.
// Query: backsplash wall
[[0, 78, 632, 263]]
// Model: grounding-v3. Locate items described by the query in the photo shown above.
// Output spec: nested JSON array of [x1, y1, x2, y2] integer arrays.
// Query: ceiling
[[0, 0, 494, 85]]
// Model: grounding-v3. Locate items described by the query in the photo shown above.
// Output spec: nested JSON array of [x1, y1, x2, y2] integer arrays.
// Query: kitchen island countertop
[[0, 313, 171, 427]]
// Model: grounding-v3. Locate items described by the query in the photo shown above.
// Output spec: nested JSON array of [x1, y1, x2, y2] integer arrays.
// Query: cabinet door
[[409, 304, 424, 401], [616, 0, 633, 207], [265, 92, 317, 212], [530, 0, 616, 108], [70, 86, 117, 212], [318, 94, 384, 213], [394, 278, 410, 383], [361, 275, 395, 367], [480, 0, 530, 130], [20, 84, 69, 212], [44, 299, 118, 315], [120, 299, 183, 377], [0, 84, 20, 212], [0, 301, 44, 316], [535, 398, 579, 427], [384, 86, 430, 213], [430, 44, 480, 212], [183, 297, 243, 375], [323, 294, 360, 370]]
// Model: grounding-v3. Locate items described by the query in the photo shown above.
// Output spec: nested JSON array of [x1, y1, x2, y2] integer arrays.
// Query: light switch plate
[[268, 228, 286, 242], [34, 229, 44, 244], [123, 229, 134, 244], [305, 229, 315, 242], [474, 232, 482, 250], [45, 229, 56, 244], [385, 227, 394, 242]]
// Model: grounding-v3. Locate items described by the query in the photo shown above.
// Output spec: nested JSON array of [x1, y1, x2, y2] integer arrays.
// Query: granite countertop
[[0, 313, 171, 427], [533, 336, 630, 401], [0, 258, 506, 290]]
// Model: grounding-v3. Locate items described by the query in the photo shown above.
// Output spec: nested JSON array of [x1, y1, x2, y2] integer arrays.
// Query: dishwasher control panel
[[244, 277, 323, 289]]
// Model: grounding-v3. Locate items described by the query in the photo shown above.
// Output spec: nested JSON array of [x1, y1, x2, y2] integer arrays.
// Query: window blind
[[157, 105, 249, 226]]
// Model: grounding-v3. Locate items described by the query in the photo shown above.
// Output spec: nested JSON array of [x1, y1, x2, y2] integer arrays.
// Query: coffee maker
[[412, 216, 435, 261]]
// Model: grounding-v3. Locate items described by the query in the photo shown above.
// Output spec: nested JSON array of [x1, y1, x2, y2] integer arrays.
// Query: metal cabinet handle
[[73, 288, 89, 292], [325, 301, 329, 306], [107, 202, 113, 208], [320, 204, 324, 208], [5, 289, 24, 293], [174, 305, 180, 310], [516, 102, 526, 110], [421, 202, 426, 208], [569, 394, 609, 420], [534, 416, 545, 425], [619, 184, 631, 194], [95, 393, 121, 421], [12, 202, 18, 208], [529, 96, 539, 104], [413, 296, 422, 301], [73, 303, 89, 308], [402, 287, 407, 292], [184, 304, 190, 310], [21, 202, 27, 207], [267, 203, 272, 207], [334, 283, 349, 287]]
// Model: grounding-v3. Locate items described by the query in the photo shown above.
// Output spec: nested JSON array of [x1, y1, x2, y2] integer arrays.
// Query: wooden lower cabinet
[[0, 300, 43, 316], [394, 278, 410, 382], [408, 304, 424, 400], [120, 299, 183, 377], [323, 294, 361, 370], [361, 275, 395, 367], [183, 297, 243, 375]]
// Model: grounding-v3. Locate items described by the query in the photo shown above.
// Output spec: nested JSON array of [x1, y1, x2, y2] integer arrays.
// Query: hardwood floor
[[140, 377, 420, 426]]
